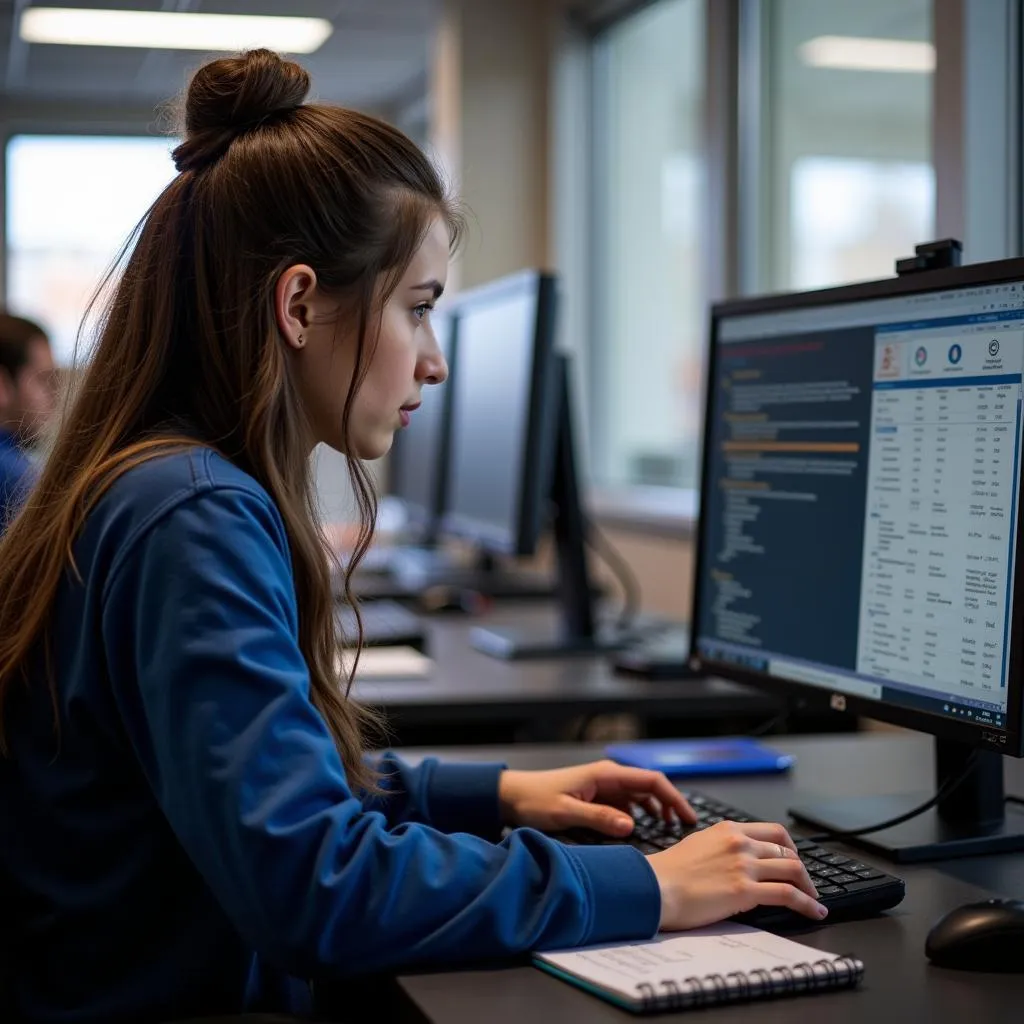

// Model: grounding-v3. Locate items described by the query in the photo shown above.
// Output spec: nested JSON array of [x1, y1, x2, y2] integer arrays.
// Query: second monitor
[[367, 295, 551, 600], [444, 270, 632, 658]]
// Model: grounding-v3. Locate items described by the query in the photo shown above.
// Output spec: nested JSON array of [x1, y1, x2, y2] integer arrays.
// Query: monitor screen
[[442, 272, 557, 555], [693, 269, 1024, 749], [387, 308, 454, 529]]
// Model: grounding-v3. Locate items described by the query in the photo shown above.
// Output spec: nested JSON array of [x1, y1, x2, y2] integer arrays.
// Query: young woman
[[0, 50, 825, 1022]]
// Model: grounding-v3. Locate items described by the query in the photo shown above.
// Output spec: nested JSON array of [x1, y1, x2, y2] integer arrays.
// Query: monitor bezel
[[689, 255, 1024, 759], [439, 269, 561, 557], [386, 309, 458, 536]]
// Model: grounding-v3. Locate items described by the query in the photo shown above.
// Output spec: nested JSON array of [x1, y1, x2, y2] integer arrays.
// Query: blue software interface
[[695, 280, 1024, 732]]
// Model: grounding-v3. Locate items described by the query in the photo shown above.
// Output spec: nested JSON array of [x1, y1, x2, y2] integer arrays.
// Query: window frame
[[0, 97, 167, 308], [3, 126, 180, 367], [572, 0, 723, 524]]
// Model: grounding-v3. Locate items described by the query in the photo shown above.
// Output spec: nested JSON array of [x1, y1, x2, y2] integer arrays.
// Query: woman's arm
[[101, 484, 661, 979], [362, 752, 506, 838]]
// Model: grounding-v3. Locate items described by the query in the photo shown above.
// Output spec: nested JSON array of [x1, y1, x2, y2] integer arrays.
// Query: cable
[[746, 708, 790, 738], [802, 750, 981, 843], [581, 514, 643, 630]]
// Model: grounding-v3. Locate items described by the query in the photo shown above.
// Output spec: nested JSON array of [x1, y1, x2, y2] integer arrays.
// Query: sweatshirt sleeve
[[100, 485, 662, 978], [362, 752, 507, 839]]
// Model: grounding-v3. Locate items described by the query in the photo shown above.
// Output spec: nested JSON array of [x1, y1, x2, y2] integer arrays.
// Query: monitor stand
[[470, 355, 637, 659], [389, 548, 553, 600], [789, 738, 1024, 864], [348, 545, 554, 603]]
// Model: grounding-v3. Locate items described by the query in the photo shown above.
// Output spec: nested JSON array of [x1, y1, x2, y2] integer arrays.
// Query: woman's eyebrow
[[411, 279, 445, 300]]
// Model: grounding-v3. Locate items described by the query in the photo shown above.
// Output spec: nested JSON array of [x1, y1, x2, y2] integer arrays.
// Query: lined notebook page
[[536, 923, 850, 1008]]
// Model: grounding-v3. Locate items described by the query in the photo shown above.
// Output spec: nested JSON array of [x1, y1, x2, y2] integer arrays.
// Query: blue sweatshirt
[[0, 427, 33, 531], [0, 447, 661, 1021]]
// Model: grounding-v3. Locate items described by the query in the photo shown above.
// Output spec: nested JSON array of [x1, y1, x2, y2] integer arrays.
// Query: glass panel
[[5, 135, 177, 365], [763, 0, 934, 292], [594, 0, 705, 490]]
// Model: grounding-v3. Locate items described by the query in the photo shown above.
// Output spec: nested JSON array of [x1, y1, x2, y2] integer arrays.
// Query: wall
[[431, 0, 556, 290], [595, 525, 695, 620]]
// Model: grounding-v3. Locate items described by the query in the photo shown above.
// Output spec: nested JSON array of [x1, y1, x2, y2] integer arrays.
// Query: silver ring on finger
[[776, 844, 786, 859]]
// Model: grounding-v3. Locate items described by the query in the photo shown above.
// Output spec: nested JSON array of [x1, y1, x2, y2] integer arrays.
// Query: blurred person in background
[[0, 313, 56, 529]]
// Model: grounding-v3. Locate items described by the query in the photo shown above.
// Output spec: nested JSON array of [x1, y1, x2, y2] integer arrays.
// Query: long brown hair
[[0, 50, 461, 790]]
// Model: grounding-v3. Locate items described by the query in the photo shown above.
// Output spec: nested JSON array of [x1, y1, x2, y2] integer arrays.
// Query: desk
[[350, 606, 779, 743], [394, 733, 1024, 1023]]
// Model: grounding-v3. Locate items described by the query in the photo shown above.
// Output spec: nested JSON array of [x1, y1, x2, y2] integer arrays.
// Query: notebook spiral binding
[[635, 955, 863, 1012]]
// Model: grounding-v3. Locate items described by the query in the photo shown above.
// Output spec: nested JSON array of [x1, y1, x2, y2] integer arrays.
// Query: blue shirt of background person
[[0, 48, 826, 1024], [0, 312, 56, 531]]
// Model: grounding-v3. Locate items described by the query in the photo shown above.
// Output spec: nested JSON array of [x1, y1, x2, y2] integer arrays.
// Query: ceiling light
[[19, 7, 333, 54], [800, 35, 935, 74]]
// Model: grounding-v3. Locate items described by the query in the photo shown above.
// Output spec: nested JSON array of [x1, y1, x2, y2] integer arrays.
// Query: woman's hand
[[647, 820, 828, 930], [498, 759, 696, 836]]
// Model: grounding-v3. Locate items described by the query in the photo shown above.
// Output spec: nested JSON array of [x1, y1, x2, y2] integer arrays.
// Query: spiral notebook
[[534, 922, 864, 1014]]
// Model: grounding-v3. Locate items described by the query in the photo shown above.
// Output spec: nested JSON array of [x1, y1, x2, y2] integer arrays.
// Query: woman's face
[[280, 215, 450, 459]]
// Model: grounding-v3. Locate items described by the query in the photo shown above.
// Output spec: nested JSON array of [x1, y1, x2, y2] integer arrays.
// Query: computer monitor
[[689, 256, 1024, 863], [386, 307, 456, 542], [442, 270, 560, 556], [442, 269, 625, 658]]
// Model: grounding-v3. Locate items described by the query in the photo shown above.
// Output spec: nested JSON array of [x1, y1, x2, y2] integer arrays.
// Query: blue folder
[[604, 737, 795, 776]]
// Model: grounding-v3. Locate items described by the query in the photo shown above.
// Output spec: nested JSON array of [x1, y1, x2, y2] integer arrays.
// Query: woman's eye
[[413, 303, 433, 322]]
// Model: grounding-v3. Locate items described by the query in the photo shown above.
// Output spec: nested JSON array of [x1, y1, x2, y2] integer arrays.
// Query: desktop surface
[[393, 733, 1024, 1023], [348, 605, 778, 742]]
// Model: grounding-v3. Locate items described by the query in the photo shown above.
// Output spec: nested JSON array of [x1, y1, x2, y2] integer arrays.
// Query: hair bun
[[173, 49, 310, 173]]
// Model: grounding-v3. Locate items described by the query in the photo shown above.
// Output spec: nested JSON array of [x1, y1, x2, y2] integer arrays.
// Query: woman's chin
[[321, 427, 394, 462], [354, 431, 395, 462]]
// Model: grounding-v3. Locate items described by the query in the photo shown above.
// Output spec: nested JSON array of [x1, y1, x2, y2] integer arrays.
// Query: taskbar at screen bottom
[[695, 640, 1008, 732]]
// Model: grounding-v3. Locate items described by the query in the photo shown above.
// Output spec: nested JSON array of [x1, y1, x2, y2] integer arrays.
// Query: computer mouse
[[925, 898, 1024, 972]]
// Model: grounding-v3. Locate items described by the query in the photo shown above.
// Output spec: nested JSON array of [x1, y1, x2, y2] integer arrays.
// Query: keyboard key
[[853, 866, 885, 880], [831, 872, 859, 885], [819, 854, 852, 867], [633, 841, 661, 855], [818, 885, 847, 896], [841, 877, 893, 893], [797, 845, 829, 860], [816, 866, 842, 878]]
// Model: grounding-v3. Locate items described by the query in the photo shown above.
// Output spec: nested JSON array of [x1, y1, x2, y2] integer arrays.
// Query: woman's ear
[[275, 264, 319, 350]]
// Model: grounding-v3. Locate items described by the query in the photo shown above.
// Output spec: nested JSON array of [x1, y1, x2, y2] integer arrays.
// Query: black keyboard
[[558, 789, 905, 929], [335, 600, 427, 652]]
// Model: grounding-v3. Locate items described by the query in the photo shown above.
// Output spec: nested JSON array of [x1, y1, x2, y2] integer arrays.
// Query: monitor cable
[[746, 707, 790, 738], [581, 514, 643, 631], [801, 749, 981, 844]]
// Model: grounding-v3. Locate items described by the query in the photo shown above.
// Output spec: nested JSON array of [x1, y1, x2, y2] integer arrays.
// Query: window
[[591, 0, 705, 491], [758, 0, 934, 292], [5, 135, 177, 365]]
